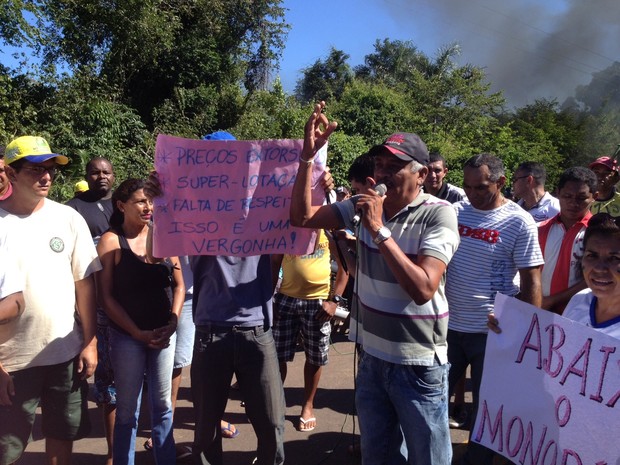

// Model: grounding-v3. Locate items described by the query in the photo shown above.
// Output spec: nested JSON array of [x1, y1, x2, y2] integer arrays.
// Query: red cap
[[589, 156, 617, 172]]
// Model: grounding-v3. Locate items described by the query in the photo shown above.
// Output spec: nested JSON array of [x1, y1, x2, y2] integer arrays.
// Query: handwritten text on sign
[[153, 134, 326, 257], [473, 294, 619, 465]]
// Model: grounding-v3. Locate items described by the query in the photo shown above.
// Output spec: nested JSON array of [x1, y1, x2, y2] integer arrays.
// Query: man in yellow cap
[[0, 136, 101, 465]]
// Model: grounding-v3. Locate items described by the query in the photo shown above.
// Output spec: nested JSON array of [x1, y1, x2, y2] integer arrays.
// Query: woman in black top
[[97, 178, 184, 465]]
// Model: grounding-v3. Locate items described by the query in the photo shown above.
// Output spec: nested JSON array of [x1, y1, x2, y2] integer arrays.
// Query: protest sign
[[152, 134, 328, 257], [473, 293, 619, 464]]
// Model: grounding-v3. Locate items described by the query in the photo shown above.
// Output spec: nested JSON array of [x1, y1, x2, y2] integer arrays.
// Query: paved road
[[16, 331, 472, 464]]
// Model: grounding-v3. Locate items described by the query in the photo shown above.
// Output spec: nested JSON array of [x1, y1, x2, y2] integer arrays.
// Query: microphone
[[352, 183, 387, 226]]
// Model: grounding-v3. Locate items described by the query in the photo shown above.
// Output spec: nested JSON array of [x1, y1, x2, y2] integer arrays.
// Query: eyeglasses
[[511, 175, 530, 184], [22, 165, 57, 177]]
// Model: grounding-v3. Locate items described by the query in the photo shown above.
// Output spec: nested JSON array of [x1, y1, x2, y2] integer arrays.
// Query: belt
[[197, 324, 267, 335]]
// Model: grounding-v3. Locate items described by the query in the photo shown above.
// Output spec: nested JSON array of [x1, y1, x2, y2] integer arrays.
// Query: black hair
[[464, 153, 505, 182], [86, 156, 113, 174], [583, 213, 620, 249], [557, 166, 597, 194], [428, 152, 446, 167], [516, 161, 546, 185], [110, 178, 145, 229], [348, 152, 375, 183]]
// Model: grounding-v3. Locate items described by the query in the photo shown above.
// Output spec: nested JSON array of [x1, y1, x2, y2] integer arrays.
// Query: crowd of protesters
[[1, 102, 620, 465]]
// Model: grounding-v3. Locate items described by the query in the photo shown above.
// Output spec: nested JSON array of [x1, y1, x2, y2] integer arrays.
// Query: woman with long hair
[[96, 178, 184, 465]]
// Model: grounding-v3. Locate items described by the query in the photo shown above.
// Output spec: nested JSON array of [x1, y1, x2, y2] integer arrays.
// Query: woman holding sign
[[489, 212, 620, 337], [561, 213, 620, 336], [97, 178, 184, 465]]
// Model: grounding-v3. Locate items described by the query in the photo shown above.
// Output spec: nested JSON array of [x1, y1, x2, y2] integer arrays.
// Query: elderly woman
[[490, 212, 620, 337], [97, 178, 184, 465]]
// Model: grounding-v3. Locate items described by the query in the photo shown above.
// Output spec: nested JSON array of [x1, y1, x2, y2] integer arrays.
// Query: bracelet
[[299, 157, 315, 164]]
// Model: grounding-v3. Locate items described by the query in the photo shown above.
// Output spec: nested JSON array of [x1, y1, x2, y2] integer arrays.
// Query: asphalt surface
[[16, 327, 474, 464]]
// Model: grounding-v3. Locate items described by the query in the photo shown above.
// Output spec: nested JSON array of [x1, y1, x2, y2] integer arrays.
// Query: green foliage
[[233, 80, 306, 140], [38, 0, 288, 127], [332, 80, 427, 145], [0, 0, 40, 47], [295, 48, 353, 103], [324, 132, 368, 187]]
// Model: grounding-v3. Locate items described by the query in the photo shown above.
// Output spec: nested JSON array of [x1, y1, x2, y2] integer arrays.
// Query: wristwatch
[[373, 226, 392, 245], [330, 294, 345, 305]]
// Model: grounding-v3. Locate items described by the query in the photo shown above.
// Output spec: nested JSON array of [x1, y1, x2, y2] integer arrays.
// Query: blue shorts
[[174, 298, 195, 369]]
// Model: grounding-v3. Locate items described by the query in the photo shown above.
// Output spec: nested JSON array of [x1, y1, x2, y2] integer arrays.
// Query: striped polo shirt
[[446, 199, 544, 333], [332, 193, 459, 366]]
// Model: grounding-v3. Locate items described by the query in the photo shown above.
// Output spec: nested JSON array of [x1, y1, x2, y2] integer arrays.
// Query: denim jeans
[[109, 328, 176, 465], [191, 325, 285, 465], [447, 330, 495, 465], [356, 352, 452, 465]]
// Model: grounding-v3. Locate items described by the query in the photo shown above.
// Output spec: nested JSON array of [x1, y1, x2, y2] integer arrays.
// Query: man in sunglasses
[[512, 161, 560, 222], [0, 136, 100, 465]]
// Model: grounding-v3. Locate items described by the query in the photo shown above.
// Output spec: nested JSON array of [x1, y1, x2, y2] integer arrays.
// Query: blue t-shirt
[[191, 255, 273, 327]]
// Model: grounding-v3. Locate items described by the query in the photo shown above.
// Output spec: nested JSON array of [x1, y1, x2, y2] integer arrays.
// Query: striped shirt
[[332, 193, 459, 366], [446, 200, 544, 333]]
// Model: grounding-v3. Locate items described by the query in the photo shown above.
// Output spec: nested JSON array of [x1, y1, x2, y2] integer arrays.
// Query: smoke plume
[[384, 0, 620, 107]]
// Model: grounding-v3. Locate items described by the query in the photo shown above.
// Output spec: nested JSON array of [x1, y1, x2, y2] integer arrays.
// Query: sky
[[278, 0, 620, 108], [2, 0, 619, 109]]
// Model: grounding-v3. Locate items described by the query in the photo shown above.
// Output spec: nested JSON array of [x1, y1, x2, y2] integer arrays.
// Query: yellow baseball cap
[[74, 180, 89, 193], [4, 136, 69, 165]]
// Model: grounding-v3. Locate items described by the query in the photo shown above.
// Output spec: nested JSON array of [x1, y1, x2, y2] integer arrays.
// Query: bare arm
[[328, 234, 350, 297], [0, 292, 24, 325], [271, 254, 283, 294], [516, 266, 543, 308], [74, 275, 98, 379], [379, 239, 448, 305], [0, 360, 14, 406], [541, 279, 586, 314], [290, 102, 340, 230], [151, 256, 185, 346]]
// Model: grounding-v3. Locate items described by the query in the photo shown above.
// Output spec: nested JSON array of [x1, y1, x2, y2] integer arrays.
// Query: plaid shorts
[[272, 293, 331, 366]]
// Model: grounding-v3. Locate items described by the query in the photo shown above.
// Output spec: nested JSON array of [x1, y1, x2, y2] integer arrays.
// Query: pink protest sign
[[152, 134, 327, 257]]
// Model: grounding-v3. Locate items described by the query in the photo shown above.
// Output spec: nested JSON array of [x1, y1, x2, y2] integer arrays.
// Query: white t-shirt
[[518, 192, 561, 223], [0, 199, 101, 372], [563, 289, 620, 339], [0, 231, 23, 299], [447, 200, 544, 333]]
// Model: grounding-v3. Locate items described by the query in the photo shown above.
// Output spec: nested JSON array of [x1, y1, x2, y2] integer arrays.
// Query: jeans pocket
[[193, 331, 213, 353], [405, 364, 447, 400], [253, 327, 276, 347]]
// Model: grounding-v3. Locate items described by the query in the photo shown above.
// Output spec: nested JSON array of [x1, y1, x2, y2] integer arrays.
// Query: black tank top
[[112, 231, 173, 332]]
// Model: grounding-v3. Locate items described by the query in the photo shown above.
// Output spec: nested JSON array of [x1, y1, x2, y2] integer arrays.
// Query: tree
[[295, 48, 353, 103], [36, 0, 289, 127]]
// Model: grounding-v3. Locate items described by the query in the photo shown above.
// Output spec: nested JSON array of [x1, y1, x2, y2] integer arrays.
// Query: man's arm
[[542, 279, 587, 314], [516, 266, 543, 308], [0, 291, 24, 325], [74, 275, 98, 380], [290, 102, 340, 230], [379, 241, 448, 305], [270, 254, 284, 294]]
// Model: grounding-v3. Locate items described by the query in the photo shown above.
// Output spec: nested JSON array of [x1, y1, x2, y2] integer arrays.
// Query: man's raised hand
[[302, 101, 338, 161]]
